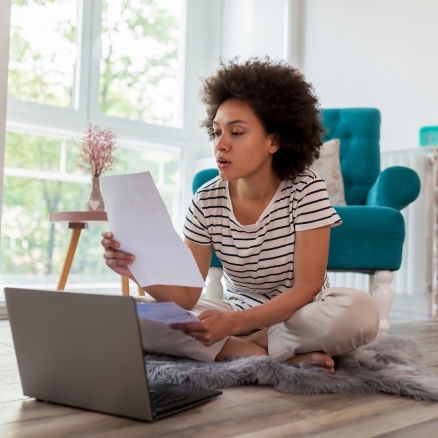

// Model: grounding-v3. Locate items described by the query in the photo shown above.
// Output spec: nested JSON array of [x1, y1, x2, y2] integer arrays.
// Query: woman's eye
[[213, 131, 221, 137], [232, 131, 243, 136]]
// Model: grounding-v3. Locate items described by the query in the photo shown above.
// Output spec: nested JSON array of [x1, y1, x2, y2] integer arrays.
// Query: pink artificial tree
[[76, 124, 118, 211], [77, 123, 118, 177]]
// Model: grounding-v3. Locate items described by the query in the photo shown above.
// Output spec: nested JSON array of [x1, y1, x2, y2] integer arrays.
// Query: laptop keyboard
[[149, 390, 188, 412]]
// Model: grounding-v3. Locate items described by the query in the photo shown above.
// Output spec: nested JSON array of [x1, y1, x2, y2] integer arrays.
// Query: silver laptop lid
[[5, 288, 154, 421]]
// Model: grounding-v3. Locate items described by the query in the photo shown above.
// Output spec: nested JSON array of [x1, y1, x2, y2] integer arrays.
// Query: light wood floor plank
[[0, 355, 18, 373], [377, 416, 438, 437], [232, 398, 438, 438], [0, 399, 73, 427], [1, 342, 14, 349], [86, 393, 397, 438], [0, 332, 13, 343], [0, 410, 136, 438], [0, 319, 437, 437], [0, 384, 28, 403], [0, 370, 20, 386]]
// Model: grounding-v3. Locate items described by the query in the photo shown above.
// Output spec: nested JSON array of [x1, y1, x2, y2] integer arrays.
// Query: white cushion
[[311, 138, 347, 206]]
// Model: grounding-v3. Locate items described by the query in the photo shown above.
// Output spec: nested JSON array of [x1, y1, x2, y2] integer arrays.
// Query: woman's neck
[[228, 170, 282, 226], [229, 166, 282, 205], [234, 177, 280, 202]]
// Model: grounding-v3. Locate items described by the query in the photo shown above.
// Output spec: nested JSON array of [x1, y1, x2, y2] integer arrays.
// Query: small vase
[[86, 176, 105, 211]]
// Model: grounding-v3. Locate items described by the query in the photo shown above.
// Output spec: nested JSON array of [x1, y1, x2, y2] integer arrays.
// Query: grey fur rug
[[144, 335, 438, 401]]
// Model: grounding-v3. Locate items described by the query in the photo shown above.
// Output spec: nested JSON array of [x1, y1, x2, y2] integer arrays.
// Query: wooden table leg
[[57, 228, 82, 291], [137, 286, 145, 296], [121, 276, 130, 296]]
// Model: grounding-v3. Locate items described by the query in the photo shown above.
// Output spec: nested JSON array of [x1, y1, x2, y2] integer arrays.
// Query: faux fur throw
[[144, 335, 438, 401]]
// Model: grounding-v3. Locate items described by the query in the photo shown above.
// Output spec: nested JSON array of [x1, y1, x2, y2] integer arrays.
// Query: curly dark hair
[[199, 57, 325, 180]]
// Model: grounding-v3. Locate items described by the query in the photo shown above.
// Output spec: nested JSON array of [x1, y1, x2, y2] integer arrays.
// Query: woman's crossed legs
[[138, 287, 380, 373]]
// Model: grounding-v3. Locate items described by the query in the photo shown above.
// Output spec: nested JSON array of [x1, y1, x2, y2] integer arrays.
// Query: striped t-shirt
[[183, 169, 342, 311]]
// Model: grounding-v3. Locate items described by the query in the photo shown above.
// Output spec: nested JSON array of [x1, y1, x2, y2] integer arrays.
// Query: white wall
[[193, 0, 291, 173], [220, 0, 286, 61], [193, 0, 293, 170], [179, 0, 222, 223], [300, 0, 438, 151]]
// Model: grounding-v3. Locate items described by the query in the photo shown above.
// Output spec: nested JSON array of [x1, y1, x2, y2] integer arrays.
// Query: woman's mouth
[[217, 158, 230, 169]]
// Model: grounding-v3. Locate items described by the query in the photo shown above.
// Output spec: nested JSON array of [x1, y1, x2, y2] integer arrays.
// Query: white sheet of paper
[[135, 302, 200, 324], [100, 171, 205, 288]]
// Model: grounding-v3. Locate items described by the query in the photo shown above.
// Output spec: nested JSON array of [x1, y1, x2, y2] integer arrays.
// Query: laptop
[[4, 287, 221, 422]]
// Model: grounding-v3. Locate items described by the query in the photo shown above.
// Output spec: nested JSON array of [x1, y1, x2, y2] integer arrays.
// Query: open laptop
[[4, 287, 221, 422]]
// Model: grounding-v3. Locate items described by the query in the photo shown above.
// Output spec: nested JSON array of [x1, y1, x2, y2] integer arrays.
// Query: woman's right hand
[[101, 231, 135, 278]]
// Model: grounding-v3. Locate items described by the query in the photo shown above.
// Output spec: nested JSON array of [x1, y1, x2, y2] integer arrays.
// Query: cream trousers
[[136, 287, 380, 363]]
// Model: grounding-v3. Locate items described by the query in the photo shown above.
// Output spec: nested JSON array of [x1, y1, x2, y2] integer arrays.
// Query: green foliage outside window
[[2, 0, 184, 295], [1, 132, 103, 278], [8, 0, 78, 107], [8, 0, 183, 126], [100, 0, 182, 126], [1, 132, 180, 285]]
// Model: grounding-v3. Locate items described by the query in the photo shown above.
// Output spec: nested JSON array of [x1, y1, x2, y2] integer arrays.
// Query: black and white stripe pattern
[[183, 169, 342, 311]]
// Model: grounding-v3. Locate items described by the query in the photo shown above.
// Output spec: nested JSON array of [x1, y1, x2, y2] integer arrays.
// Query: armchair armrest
[[366, 166, 421, 211]]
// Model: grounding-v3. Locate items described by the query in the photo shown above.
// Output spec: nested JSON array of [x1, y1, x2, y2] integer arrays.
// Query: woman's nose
[[215, 133, 230, 151]]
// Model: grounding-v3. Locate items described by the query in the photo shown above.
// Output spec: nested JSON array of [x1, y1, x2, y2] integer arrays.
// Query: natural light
[[1, 0, 185, 299]]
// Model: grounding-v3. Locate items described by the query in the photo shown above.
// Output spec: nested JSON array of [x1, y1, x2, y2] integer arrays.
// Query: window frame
[[0, 120, 183, 295], [1, 0, 222, 310], [7, 0, 190, 141]]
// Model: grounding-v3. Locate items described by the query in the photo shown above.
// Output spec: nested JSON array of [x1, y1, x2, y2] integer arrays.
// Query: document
[[136, 302, 200, 324], [101, 171, 205, 288]]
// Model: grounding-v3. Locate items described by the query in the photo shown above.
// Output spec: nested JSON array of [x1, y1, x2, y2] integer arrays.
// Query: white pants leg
[[267, 287, 380, 361], [138, 288, 380, 363], [136, 297, 234, 363]]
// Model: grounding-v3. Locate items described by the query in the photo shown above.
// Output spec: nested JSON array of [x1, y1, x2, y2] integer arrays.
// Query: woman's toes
[[321, 356, 335, 368], [287, 352, 335, 373]]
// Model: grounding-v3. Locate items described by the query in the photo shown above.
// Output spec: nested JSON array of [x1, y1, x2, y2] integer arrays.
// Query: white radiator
[[329, 147, 436, 320]]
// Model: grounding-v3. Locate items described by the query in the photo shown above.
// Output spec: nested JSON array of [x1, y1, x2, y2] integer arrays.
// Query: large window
[[1, 125, 181, 296], [100, 0, 184, 127], [1, 0, 186, 299], [8, 0, 185, 126], [8, 0, 79, 108]]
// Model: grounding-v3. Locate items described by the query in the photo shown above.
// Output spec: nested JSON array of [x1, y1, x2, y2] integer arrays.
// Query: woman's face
[[213, 98, 279, 181]]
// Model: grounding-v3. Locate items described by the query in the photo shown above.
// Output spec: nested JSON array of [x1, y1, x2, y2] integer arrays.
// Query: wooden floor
[[1, 319, 438, 438]]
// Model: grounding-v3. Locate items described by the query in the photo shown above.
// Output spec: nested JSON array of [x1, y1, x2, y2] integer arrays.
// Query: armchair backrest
[[321, 108, 381, 205]]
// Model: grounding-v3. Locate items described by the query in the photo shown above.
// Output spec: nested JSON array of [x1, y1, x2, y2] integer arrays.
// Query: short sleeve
[[294, 174, 342, 232], [182, 192, 212, 245]]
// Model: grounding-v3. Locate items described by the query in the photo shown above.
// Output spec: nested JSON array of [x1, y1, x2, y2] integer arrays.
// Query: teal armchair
[[193, 108, 421, 334]]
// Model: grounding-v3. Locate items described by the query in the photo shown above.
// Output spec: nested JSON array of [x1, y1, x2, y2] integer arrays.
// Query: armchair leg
[[206, 267, 224, 300], [370, 270, 394, 335]]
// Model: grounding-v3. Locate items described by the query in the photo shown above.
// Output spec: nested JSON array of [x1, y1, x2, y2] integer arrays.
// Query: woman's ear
[[268, 134, 281, 154]]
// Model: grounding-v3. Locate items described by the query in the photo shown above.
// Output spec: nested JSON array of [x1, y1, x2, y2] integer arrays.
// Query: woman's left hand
[[169, 310, 237, 346]]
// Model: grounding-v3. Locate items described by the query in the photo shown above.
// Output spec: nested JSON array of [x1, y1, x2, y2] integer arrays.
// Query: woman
[[102, 58, 379, 373]]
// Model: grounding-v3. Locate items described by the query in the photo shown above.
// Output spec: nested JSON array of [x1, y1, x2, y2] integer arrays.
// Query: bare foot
[[288, 352, 335, 374]]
